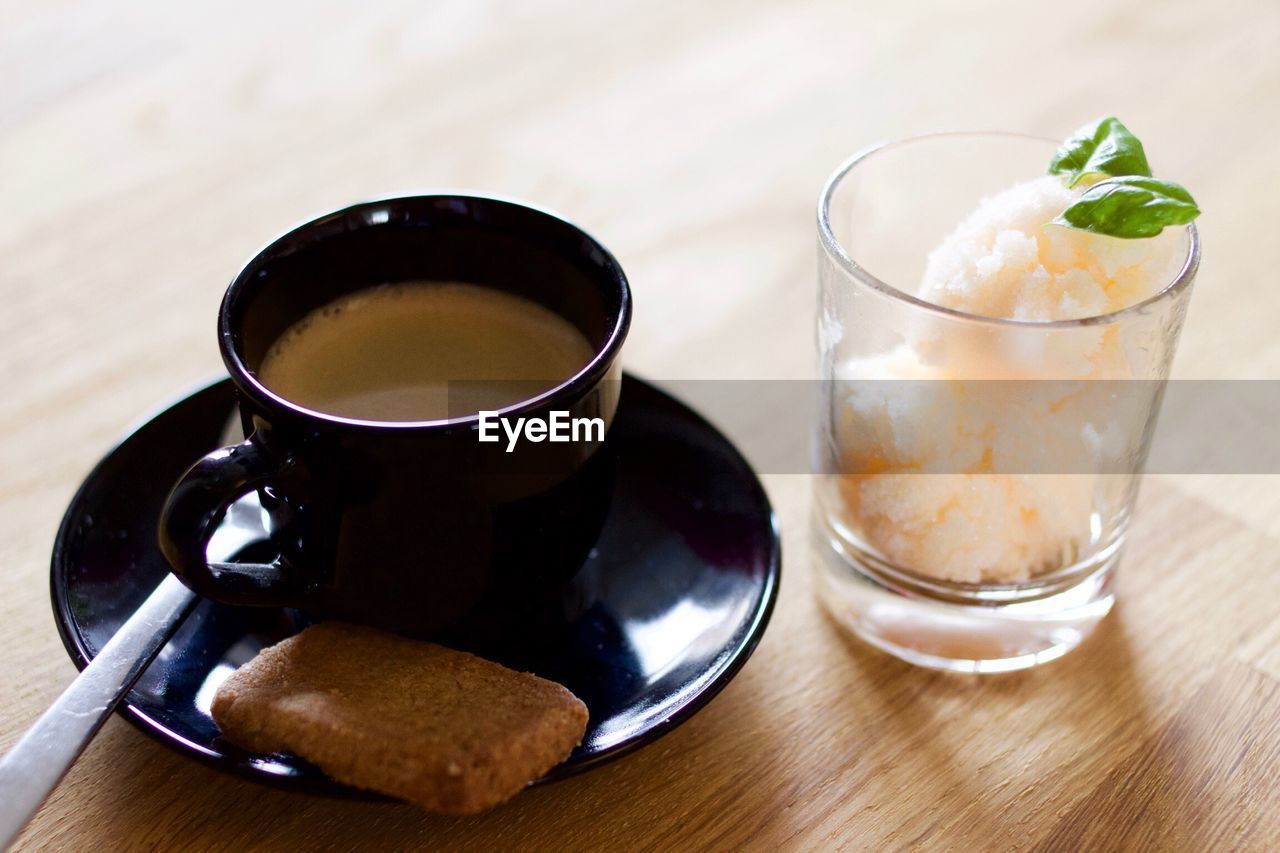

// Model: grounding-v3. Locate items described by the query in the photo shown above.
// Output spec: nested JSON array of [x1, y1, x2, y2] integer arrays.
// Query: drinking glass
[[814, 133, 1199, 672]]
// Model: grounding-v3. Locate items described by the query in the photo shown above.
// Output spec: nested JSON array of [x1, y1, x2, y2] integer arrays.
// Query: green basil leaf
[[1051, 176, 1200, 239], [1048, 116, 1152, 187]]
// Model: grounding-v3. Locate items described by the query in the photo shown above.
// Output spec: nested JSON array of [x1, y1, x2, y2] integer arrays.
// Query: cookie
[[211, 622, 588, 814]]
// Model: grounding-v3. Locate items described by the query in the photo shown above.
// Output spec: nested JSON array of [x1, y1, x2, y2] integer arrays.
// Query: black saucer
[[50, 374, 780, 795]]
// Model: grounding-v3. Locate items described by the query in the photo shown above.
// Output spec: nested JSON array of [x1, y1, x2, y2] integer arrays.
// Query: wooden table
[[3, 1, 1279, 849]]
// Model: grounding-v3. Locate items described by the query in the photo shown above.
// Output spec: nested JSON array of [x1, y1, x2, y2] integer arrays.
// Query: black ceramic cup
[[158, 195, 630, 636]]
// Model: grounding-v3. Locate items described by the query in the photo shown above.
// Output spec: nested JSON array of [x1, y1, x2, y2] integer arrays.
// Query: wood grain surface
[[3, 1, 1279, 850]]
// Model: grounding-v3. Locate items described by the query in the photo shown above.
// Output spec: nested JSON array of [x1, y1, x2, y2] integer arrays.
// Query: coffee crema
[[257, 281, 595, 422]]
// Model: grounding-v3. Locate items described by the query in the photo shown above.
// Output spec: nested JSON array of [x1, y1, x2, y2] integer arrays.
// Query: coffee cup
[[158, 194, 630, 635]]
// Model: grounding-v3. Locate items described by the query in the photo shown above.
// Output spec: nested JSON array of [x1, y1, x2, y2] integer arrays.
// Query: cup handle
[[158, 435, 305, 607]]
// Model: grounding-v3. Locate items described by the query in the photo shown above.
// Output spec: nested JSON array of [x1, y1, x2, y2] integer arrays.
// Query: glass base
[[814, 520, 1117, 673]]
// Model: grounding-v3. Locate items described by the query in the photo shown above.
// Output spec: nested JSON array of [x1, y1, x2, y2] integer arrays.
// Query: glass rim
[[816, 130, 1201, 330]]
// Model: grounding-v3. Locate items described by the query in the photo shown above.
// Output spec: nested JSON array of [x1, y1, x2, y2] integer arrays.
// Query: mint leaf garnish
[[1048, 116, 1151, 188], [1048, 117, 1200, 238], [1051, 176, 1200, 239]]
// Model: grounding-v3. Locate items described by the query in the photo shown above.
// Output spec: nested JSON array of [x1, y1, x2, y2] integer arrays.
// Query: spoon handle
[[0, 575, 198, 850]]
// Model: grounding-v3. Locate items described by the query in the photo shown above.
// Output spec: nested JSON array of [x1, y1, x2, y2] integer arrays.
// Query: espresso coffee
[[258, 281, 595, 421]]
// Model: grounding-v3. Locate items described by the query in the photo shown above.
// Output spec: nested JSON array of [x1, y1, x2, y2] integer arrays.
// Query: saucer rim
[[48, 373, 781, 797]]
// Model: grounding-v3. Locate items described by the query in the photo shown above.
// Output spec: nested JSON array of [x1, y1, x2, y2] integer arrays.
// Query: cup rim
[[816, 130, 1201, 329], [219, 192, 631, 430]]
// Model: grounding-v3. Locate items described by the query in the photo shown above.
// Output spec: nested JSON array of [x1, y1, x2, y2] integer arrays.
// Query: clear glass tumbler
[[814, 133, 1199, 672]]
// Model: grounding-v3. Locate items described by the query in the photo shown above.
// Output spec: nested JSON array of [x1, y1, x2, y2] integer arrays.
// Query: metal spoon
[[0, 575, 198, 849]]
